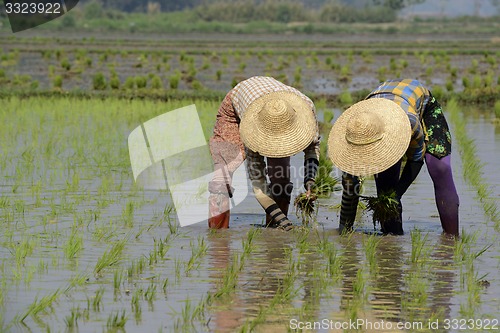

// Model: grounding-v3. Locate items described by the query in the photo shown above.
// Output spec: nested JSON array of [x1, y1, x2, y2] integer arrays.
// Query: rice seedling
[[494, 100, 500, 118], [323, 110, 334, 124], [173, 257, 182, 283], [271, 251, 299, 305], [52, 75, 63, 89], [360, 192, 400, 230], [293, 66, 302, 86], [445, 79, 454, 92], [37, 259, 48, 275], [472, 75, 482, 89], [113, 269, 124, 291], [131, 288, 142, 322], [23, 266, 36, 287], [94, 236, 128, 276], [123, 76, 136, 90], [377, 66, 387, 82], [64, 227, 83, 260], [12, 235, 37, 267], [92, 287, 105, 312], [295, 156, 339, 225], [144, 282, 157, 305], [409, 230, 429, 265], [66, 272, 90, 292], [60, 58, 71, 71], [106, 310, 127, 329], [462, 76, 470, 89], [362, 233, 381, 274], [484, 72, 494, 87], [339, 90, 353, 105], [294, 228, 310, 254], [127, 256, 147, 279], [212, 253, 241, 299], [389, 57, 398, 72], [447, 99, 500, 229], [162, 277, 169, 294], [19, 289, 60, 322], [108, 75, 120, 90], [320, 244, 342, 281], [453, 230, 476, 263], [92, 72, 107, 90], [459, 258, 484, 318], [352, 268, 367, 301], [155, 236, 171, 260], [184, 236, 208, 275], [402, 270, 429, 316], [242, 227, 260, 256], [11, 266, 23, 283], [294, 192, 317, 226], [178, 299, 197, 330], [166, 217, 179, 235], [92, 220, 115, 242], [122, 201, 135, 228], [64, 307, 81, 329], [192, 80, 204, 91]]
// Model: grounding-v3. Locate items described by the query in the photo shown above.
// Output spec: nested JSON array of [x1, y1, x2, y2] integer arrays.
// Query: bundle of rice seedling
[[294, 191, 317, 226], [314, 154, 341, 197], [360, 192, 400, 229], [294, 153, 340, 225]]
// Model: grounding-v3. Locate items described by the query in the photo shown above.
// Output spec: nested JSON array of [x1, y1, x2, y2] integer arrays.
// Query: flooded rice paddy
[[0, 97, 498, 332]]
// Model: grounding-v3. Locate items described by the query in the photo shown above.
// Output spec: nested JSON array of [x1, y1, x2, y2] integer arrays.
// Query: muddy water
[[1, 106, 499, 333]]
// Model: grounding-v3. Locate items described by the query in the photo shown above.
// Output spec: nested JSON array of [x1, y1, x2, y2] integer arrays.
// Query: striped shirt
[[366, 79, 431, 162]]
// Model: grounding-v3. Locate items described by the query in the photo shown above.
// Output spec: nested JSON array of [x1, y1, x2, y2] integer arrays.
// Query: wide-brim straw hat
[[328, 98, 411, 176], [240, 91, 317, 158]]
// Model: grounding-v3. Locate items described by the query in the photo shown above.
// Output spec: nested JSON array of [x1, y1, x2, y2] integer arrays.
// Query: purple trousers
[[376, 154, 459, 235]]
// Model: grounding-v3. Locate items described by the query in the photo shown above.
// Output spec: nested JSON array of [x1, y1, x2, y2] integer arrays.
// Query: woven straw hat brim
[[240, 91, 317, 158], [328, 99, 411, 176]]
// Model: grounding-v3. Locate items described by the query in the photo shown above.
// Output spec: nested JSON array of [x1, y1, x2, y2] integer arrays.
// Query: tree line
[[77, 0, 432, 23], [77, 0, 500, 23], [80, 0, 427, 14]]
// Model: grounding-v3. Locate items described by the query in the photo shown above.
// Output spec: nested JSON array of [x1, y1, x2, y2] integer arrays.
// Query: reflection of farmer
[[208, 76, 320, 229], [328, 79, 459, 236]]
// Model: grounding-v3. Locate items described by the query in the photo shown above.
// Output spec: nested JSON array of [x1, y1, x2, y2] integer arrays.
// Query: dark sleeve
[[304, 158, 319, 186], [339, 172, 360, 229]]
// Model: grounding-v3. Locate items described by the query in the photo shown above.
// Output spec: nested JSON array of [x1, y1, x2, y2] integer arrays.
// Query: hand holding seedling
[[360, 191, 402, 232], [295, 181, 318, 226]]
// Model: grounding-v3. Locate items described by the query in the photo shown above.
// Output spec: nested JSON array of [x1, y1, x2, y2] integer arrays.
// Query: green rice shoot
[[294, 153, 340, 225], [361, 191, 400, 229], [294, 192, 317, 226]]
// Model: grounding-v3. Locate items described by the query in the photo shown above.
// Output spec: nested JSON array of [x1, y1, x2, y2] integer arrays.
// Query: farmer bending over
[[208, 76, 320, 230], [328, 79, 459, 236]]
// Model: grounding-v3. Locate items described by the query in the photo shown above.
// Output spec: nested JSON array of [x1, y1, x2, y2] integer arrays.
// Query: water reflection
[[428, 236, 456, 320], [206, 229, 296, 332], [370, 237, 405, 322], [206, 231, 243, 332], [333, 233, 457, 330]]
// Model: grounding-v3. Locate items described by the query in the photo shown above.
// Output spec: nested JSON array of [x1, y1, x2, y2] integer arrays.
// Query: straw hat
[[239, 91, 317, 158], [328, 98, 411, 176]]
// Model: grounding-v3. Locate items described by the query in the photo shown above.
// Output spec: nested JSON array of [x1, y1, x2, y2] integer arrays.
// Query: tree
[[372, 0, 426, 11]]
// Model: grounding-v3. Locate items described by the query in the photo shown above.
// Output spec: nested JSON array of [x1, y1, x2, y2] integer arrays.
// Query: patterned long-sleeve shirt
[[366, 79, 431, 162]]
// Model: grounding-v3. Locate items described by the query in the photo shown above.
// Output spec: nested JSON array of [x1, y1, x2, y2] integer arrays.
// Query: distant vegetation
[[83, 0, 425, 16], [1, 0, 499, 35]]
